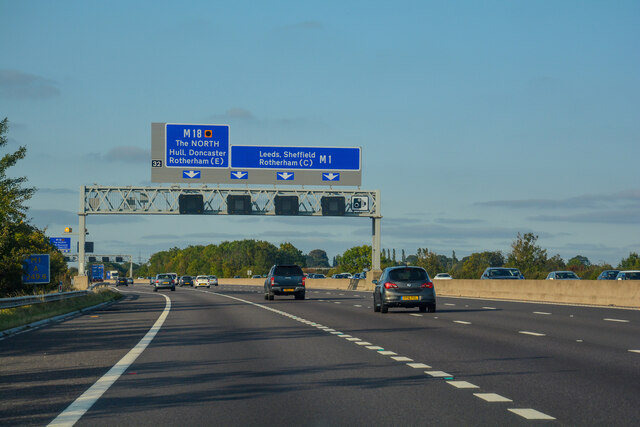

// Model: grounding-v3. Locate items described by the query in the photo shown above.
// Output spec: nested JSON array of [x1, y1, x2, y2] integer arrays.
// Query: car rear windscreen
[[389, 268, 428, 281], [274, 266, 303, 276]]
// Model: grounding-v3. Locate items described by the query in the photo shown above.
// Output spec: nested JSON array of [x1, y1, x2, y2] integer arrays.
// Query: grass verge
[[0, 289, 123, 332]]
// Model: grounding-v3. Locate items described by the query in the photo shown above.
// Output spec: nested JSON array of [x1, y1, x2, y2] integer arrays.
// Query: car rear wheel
[[153, 288, 158, 292], [427, 304, 436, 313], [268, 293, 274, 300], [373, 294, 381, 312], [295, 293, 305, 300], [171, 287, 175, 291], [419, 305, 427, 313], [381, 302, 388, 313]]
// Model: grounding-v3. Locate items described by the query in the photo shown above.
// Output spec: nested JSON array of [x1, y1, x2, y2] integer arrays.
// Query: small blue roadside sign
[[165, 123, 229, 168], [23, 254, 50, 284], [49, 237, 71, 253], [230, 146, 361, 170]]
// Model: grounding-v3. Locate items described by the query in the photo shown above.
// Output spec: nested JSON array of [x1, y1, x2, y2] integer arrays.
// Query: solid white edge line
[[629, 350, 640, 354], [48, 293, 171, 427]]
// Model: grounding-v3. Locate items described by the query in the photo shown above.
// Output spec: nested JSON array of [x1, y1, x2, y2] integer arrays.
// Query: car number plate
[[283, 288, 294, 292], [402, 296, 419, 301]]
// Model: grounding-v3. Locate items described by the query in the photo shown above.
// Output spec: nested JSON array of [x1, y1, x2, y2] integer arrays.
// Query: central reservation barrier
[[219, 278, 640, 309]]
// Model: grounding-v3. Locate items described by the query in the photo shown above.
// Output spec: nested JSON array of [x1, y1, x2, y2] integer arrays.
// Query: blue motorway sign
[[91, 264, 104, 280], [23, 254, 50, 284], [230, 146, 360, 170], [49, 237, 71, 253], [165, 123, 229, 168]]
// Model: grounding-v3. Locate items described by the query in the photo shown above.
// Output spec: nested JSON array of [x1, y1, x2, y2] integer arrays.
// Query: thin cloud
[[103, 146, 150, 163], [210, 108, 255, 121], [29, 209, 77, 227], [0, 69, 60, 99], [530, 210, 640, 225], [476, 190, 640, 210]]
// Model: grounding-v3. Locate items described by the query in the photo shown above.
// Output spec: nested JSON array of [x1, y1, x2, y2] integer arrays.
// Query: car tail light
[[270, 277, 275, 286], [384, 282, 398, 289], [421, 281, 434, 288], [302, 276, 306, 287]]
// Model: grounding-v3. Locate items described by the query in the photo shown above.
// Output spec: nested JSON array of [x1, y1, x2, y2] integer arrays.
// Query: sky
[[1, 0, 639, 268]]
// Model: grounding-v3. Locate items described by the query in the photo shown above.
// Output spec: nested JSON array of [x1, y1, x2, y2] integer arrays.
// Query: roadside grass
[[0, 289, 123, 332]]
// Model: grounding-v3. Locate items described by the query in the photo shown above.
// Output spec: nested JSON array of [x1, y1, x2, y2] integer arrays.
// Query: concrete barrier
[[219, 277, 640, 308]]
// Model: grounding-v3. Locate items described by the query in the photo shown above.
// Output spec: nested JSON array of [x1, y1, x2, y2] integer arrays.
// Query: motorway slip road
[[1, 284, 639, 426]]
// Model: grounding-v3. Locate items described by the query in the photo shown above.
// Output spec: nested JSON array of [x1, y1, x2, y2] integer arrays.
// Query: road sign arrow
[[231, 171, 248, 179], [183, 170, 201, 179], [277, 172, 294, 180], [322, 173, 340, 181]]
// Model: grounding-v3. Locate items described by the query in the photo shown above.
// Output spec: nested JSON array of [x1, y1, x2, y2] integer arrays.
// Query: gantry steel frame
[[77, 185, 381, 276]]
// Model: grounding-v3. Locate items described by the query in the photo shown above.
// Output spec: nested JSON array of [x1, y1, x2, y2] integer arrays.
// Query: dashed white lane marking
[[444, 303, 456, 306], [355, 341, 372, 346], [533, 311, 551, 315], [346, 337, 361, 341], [604, 318, 629, 323], [447, 381, 479, 389], [482, 306, 496, 310], [334, 302, 342, 304], [453, 320, 472, 325], [409, 314, 422, 317], [354, 304, 362, 307], [213, 290, 556, 422], [48, 293, 171, 427], [391, 356, 413, 362], [508, 408, 555, 420], [519, 331, 546, 337], [474, 393, 512, 402], [407, 363, 431, 369], [426, 371, 451, 377], [629, 350, 640, 354]]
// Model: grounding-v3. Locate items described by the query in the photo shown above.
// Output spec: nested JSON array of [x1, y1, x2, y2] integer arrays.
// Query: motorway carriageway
[[1, 284, 639, 426]]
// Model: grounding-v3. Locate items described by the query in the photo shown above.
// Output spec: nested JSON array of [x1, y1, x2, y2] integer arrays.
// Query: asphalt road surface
[[1, 284, 639, 426]]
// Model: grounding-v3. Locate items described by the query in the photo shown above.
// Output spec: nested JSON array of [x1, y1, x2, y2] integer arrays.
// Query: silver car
[[373, 266, 436, 313], [546, 271, 580, 280]]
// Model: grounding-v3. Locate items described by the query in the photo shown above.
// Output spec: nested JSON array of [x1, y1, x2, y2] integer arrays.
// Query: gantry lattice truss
[[80, 185, 380, 217]]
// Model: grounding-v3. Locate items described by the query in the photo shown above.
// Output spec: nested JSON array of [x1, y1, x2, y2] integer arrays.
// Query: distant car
[[153, 274, 176, 292], [306, 273, 325, 279], [264, 264, 305, 300], [208, 275, 219, 286], [353, 273, 362, 279], [481, 267, 524, 279], [115, 277, 128, 287], [616, 270, 640, 280], [546, 271, 580, 280], [127, 277, 134, 285], [331, 273, 350, 279], [137, 276, 144, 280], [252, 275, 262, 279], [179, 275, 194, 287], [194, 275, 210, 288], [373, 266, 436, 313], [597, 270, 620, 280], [433, 273, 453, 280]]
